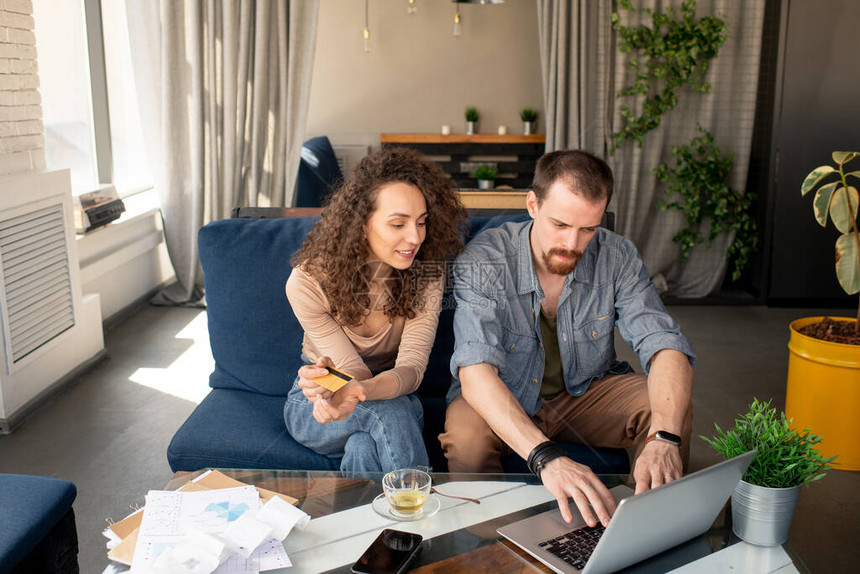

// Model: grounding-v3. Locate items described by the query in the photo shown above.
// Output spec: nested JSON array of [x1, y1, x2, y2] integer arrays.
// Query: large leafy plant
[[801, 152, 860, 332], [610, 0, 726, 151], [702, 398, 836, 489], [654, 127, 757, 281]]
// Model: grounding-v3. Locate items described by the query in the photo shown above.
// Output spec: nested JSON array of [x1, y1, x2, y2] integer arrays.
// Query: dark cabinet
[[380, 134, 545, 189]]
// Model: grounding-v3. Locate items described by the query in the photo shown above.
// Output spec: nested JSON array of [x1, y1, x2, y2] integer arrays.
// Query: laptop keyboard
[[539, 524, 606, 571]]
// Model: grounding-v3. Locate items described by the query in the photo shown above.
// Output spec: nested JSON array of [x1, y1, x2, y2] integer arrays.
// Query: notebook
[[497, 450, 756, 574]]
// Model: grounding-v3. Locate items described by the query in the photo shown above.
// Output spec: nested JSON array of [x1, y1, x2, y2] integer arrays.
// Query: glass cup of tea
[[382, 468, 432, 517]]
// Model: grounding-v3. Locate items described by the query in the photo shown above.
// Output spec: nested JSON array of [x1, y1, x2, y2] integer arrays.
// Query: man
[[440, 150, 695, 529]]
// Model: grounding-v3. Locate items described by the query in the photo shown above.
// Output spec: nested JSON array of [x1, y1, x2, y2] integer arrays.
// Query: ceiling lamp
[[453, 4, 462, 37], [451, 0, 505, 4], [407, 0, 418, 14]]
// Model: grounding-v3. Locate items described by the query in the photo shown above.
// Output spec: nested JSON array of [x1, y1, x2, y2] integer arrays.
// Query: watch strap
[[645, 430, 682, 448]]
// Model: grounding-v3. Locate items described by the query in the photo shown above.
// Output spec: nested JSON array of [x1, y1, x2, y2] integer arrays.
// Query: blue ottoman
[[0, 474, 79, 574]]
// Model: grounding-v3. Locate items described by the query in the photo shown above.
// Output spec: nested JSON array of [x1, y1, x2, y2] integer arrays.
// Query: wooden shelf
[[380, 133, 545, 144], [381, 134, 545, 189], [458, 190, 527, 210]]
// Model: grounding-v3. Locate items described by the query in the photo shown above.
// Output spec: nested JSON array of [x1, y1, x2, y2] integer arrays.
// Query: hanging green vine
[[654, 127, 757, 281], [610, 0, 727, 151]]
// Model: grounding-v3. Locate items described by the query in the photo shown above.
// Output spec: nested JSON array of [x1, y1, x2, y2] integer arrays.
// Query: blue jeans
[[284, 379, 429, 473]]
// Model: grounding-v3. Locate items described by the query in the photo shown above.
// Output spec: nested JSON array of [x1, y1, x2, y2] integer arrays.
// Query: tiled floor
[[0, 304, 857, 573]]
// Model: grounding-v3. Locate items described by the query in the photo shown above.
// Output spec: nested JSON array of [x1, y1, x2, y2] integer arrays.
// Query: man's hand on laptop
[[633, 441, 683, 495], [540, 457, 617, 528]]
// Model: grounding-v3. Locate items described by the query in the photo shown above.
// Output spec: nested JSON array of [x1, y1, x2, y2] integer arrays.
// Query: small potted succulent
[[702, 398, 836, 546], [472, 164, 498, 190], [465, 107, 479, 135], [520, 108, 538, 135]]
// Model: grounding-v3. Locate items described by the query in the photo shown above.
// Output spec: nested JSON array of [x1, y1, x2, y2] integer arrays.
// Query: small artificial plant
[[472, 164, 498, 181], [465, 107, 480, 122], [702, 398, 836, 489], [654, 126, 757, 281], [520, 108, 538, 123], [801, 151, 860, 334]]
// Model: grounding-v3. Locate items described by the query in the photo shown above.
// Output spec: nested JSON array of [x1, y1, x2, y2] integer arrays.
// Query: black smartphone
[[351, 528, 423, 574]]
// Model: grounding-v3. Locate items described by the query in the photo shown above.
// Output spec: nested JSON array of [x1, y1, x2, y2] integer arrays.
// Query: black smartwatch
[[645, 430, 682, 448]]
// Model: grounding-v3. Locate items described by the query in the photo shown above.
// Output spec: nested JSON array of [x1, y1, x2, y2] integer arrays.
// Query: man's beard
[[543, 247, 582, 276]]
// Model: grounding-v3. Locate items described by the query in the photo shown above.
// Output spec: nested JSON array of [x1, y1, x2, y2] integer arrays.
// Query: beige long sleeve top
[[285, 267, 443, 399]]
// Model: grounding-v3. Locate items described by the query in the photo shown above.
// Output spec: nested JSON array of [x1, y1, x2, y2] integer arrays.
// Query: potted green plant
[[520, 108, 538, 135], [785, 152, 860, 472], [465, 107, 479, 135], [472, 164, 498, 190], [798, 151, 860, 340], [702, 398, 836, 546]]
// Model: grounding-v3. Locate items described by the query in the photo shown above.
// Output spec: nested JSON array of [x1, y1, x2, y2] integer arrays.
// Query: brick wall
[[0, 0, 44, 176]]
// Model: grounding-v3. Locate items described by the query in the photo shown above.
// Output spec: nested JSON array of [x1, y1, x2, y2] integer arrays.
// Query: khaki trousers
[[439, 372, 692, 473]]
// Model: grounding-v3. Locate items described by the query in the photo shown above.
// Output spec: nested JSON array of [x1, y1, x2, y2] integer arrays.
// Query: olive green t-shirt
[[539, 309, 564, 399]]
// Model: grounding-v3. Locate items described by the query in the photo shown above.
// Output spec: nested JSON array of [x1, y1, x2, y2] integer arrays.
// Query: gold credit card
[[312, 365, 353, 392]]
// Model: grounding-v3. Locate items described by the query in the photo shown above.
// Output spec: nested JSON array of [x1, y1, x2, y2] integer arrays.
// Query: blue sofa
[[0, 474, 79, 574], [167, 214, 630, 474]]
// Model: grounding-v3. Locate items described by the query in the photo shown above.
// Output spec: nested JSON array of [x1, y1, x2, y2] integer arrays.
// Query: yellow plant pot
[[786, 317, 860, 471]]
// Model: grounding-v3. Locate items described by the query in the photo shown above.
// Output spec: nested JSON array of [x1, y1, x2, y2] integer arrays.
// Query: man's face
[[527, 181, 607, 276]]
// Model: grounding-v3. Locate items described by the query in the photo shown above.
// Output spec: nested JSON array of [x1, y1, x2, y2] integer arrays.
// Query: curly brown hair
[[293, 146, 467, 326]]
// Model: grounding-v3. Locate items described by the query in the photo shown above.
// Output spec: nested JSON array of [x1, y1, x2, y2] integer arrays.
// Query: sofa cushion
[[0, 474, 77, 573], [200, 217, 319, 397], [198, 213, 530, 399], [167, 388, 340, 472]]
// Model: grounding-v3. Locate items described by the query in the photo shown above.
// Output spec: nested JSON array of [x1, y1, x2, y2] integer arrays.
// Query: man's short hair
[[532, 150, 613, 206]]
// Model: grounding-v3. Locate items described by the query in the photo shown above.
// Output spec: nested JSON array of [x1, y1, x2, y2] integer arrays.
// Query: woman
[[284, 146, 467, 473]]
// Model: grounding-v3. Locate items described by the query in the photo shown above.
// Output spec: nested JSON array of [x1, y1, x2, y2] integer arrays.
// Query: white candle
[[498, 125, 507, 135], [441, 125, 451, 135]]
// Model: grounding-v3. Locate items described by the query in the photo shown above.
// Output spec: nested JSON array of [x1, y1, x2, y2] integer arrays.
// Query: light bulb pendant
[[363, 27, 371, 52], [407, 0, 417, 14], [453, 11, 462, 37]]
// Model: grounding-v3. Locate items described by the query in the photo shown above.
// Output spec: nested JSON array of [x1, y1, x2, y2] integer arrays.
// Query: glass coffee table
[[146, 469, 808, 574]]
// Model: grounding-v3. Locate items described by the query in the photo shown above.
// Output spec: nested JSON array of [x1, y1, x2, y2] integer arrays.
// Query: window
[[33, 0, 152, 197], [32, 0, 97, 192], [100, 0, 152, 194]]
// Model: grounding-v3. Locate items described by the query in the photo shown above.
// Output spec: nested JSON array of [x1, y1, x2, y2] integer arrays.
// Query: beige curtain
[[537, 0, 765, 297], [537, 0, 612, 156], [126, 0, 319, 305]]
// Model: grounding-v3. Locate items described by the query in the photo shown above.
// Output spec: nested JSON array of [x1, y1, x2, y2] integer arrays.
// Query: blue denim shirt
[[448, 220, 696, 416]]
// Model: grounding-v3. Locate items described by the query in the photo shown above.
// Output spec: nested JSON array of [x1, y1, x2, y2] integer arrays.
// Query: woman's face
[[364, 182, 428, 270]]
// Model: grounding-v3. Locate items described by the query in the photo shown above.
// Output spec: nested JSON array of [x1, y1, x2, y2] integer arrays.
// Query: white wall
[[76, 202, 174, 324], [306, 0, 544, 148]]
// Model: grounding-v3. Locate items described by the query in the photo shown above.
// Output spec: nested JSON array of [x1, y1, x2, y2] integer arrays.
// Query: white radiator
[[0, 203, 75, 366], [0, 170, 104, 431]]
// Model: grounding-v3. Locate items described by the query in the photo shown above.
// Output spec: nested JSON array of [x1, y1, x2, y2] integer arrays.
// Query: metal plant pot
[[523, 120, 536, 135], [466, 120, 477, 135], [786, 316, 860, 470], [731, 480, 801, 546], [477, 179, 494, 190]]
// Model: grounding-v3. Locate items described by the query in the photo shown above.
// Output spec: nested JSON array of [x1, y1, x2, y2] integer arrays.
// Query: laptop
[[497, 450, 756, 574]]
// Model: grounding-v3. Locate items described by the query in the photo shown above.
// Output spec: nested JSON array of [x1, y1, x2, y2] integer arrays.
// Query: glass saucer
[[371, 493, 441, 522]]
